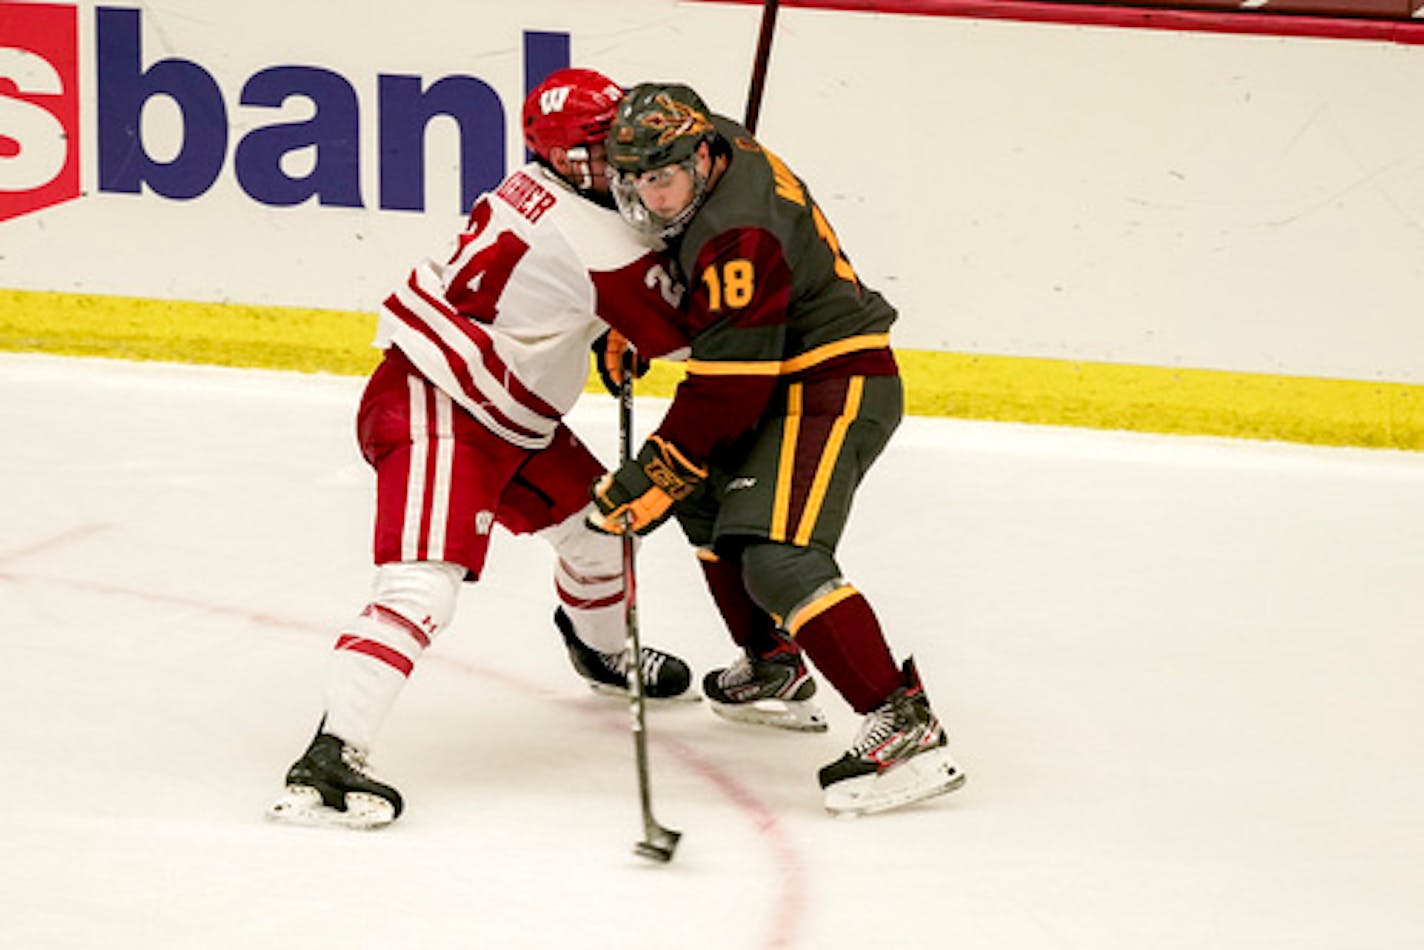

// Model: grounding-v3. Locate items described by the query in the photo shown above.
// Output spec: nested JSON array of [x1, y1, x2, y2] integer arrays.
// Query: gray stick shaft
[[618, 351, 679, 858]]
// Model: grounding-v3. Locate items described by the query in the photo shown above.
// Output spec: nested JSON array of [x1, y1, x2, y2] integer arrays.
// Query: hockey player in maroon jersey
[[269, 69, 696, 829], [591, 82, 965, 816]]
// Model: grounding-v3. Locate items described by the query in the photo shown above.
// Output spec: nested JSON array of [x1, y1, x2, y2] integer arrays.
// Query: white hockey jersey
[[376, 163, 686, 449]]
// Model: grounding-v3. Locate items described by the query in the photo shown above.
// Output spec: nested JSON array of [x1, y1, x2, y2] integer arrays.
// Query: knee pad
[[371, 560, 464, 636], [740, 542, 843, 624], [537, 503, 623, 579]]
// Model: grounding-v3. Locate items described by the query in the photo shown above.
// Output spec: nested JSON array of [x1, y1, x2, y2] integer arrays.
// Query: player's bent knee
[[371, 560, 464, 633], [539, 503, 625, 577], [740, 542, 842, 622]]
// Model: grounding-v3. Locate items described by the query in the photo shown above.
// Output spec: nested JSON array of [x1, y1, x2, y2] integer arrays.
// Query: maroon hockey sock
[[793, 591, 902, 714], [699, 553, 785, 658]]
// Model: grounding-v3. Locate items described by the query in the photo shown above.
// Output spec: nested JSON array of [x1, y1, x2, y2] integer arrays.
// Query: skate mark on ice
[[0, 523, 113, 574], [11, 574, 810, 950], [448, 660, 809, 950]]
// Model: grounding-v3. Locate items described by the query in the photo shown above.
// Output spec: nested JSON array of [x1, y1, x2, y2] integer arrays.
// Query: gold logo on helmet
[[641, 94, 713, 147]]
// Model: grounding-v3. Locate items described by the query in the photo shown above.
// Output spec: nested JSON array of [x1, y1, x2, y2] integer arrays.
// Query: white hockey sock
[[541, 506, 626, 654], [322, 561, 462, 751], [556, 557, 625, 653]]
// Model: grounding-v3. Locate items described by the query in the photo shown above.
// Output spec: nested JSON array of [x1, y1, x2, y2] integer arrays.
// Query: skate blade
[[709, 697, 828, 733], [266, 785, 396, 831], [588, 682, 702, 703], [824, 747, 966, 817]]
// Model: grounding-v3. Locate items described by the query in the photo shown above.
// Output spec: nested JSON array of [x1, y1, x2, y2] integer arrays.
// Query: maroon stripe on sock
[[557, 586, 624, 610], [793, 592, 902, 714], [557, 558, 621, 588], [335, 634, 415, 677], [364, 603, 432, 649]]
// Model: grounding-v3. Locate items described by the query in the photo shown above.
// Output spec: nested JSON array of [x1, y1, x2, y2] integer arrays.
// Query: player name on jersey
[[496, 171, 558, 224]]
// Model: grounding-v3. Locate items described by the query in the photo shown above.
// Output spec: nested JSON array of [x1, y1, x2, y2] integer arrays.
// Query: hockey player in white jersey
[[269, 69, 694, 829]]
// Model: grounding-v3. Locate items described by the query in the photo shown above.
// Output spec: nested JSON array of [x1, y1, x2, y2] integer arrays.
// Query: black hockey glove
[[591, 329, 650, 397], [589, 435, 706, 536]]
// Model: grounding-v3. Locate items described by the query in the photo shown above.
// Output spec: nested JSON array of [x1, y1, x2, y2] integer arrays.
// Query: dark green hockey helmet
[[606, 82, 719, 238], [606, 82, 716, 175]]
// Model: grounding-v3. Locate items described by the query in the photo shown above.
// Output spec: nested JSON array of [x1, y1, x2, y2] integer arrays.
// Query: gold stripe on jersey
[[684, 356, 784, 376], [782, 333, 890, 374], [786, 584, 859, 637], [761, 148, 807, 207], [684, 333, 891, 379], [811, 202, 859, 285], [771, 382, 805, 543], [794, 376, 865, 546]]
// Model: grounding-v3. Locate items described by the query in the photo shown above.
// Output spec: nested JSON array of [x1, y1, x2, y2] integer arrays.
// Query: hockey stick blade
[[635, 824, 682, 863]]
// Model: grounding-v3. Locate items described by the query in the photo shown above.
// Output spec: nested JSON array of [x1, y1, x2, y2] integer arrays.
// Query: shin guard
[[322, 561, 462, 749]]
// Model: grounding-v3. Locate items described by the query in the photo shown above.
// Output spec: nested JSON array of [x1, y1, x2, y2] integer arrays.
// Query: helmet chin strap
[[564, 146, 595, 192], [551, 147, 617, 210]]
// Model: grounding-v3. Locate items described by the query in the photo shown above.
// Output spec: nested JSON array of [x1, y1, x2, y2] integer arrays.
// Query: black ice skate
[[817, 658, 965, 817], [267, 731, 403, 830], [703, 641, 828, 733], [555, 607, 694, 700]]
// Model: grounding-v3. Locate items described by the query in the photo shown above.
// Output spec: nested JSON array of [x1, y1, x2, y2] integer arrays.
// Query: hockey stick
[[743, 0, 780, 134], [618, 349, 681, 863]]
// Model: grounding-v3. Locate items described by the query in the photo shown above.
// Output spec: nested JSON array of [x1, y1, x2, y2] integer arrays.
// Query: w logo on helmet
[[642, 94, 713, 147], [539, 85, 572, 115]]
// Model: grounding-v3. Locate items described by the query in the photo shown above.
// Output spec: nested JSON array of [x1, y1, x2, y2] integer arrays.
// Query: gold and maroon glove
[[591, 329, 651, 397], [589, 435, 707, 536]]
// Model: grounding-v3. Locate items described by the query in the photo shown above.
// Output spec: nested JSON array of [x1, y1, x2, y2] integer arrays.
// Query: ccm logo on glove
[[590, 435, 706, 535]]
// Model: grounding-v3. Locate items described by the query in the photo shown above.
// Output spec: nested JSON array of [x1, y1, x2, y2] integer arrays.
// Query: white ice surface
[[3, 353, 1422, 950]]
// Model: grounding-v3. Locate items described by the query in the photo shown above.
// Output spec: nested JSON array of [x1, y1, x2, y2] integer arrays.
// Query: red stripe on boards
[[691, 0, 1424, 44]]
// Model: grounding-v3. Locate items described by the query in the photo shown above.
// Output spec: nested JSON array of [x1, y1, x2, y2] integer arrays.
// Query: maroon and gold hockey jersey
[[654, 115, 899, 465]]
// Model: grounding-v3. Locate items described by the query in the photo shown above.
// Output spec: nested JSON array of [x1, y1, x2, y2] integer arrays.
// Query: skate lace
[[601, 647, 667, 684], [717, 654, 756, 688], [848, 704, 902, 757], [340, 745, 377, 778]]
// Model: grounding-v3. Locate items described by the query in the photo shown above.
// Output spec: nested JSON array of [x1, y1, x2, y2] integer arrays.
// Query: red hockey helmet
[[522, 68, 624, 161]]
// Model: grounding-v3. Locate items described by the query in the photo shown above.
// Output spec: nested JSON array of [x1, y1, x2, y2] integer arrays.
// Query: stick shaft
[[743, 0, 781, 133], [617, 352, 679, 856], [619, 372, 652, 819]]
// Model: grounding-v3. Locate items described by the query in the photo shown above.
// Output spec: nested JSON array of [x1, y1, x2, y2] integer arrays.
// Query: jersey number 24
[[446, 197, 530, 324]]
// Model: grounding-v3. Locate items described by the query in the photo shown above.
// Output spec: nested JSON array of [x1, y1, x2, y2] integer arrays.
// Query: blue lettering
[[236, 66, 362, 208], [523, 31, 570, 162], [92, 7, 572, 214], [96, 7, 226, 200], [378, 75, 502, 214]]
